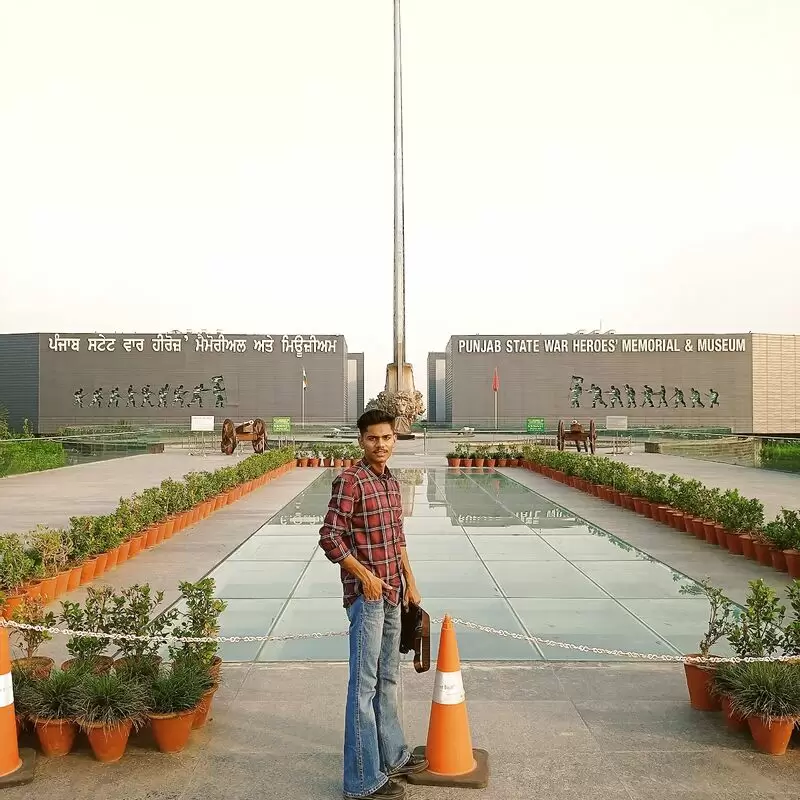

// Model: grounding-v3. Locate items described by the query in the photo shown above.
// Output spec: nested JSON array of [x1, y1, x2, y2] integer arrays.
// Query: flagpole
[[301, 371, 305, 429], [494, 390, 498, 430]]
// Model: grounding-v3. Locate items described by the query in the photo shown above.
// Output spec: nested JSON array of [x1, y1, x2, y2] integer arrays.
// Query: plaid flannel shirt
[[318, 459, 405, 608]]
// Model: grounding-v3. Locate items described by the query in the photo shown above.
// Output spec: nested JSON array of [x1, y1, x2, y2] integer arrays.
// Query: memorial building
[[0, 331, 364, 434], [428, 333, 800, 434]]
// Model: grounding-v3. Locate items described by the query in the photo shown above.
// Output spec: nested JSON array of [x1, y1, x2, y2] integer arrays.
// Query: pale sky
[[1, 0, 798, 401]]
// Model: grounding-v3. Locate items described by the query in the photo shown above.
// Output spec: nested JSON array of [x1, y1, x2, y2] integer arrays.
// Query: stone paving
[[3, 444, 800, 798]]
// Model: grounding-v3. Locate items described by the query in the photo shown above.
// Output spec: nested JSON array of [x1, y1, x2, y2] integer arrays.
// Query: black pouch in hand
[[399, 601, 430, 673]]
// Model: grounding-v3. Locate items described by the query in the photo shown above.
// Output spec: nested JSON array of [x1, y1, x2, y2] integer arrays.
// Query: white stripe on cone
[[432, 669, 465, 705], [0, 673, 13, 708]]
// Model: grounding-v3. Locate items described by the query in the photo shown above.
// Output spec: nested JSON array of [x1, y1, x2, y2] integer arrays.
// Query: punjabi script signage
[[46, 332, 339, 357], [456, 336, 748, 355]]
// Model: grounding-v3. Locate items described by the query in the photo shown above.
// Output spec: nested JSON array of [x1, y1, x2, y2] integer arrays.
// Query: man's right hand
[[361, 571, 391, 601]]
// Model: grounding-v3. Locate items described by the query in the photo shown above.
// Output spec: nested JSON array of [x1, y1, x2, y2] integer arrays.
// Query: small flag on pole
[[492, 367, 499, 392], [302, 368, 308, 391]]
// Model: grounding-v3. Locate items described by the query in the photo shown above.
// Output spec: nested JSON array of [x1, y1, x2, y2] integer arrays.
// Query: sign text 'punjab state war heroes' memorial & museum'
[[426, 332, 800, 434]]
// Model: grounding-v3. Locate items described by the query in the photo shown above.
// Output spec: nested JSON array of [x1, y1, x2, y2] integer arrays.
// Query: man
[[319, 409, 427, 800]]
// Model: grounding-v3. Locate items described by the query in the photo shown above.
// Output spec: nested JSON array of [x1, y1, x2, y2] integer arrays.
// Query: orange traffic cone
[[406, 614, 489, 788], [0, 625, 36, 789]]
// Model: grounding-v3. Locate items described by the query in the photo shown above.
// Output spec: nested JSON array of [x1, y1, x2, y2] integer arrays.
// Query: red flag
[[492, 367, 499, 392]]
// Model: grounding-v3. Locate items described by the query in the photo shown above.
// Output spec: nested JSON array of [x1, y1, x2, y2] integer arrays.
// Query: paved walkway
[[0, 450, 271, 534], [7, 661, 800, 799], [3, 448, 800, 798]]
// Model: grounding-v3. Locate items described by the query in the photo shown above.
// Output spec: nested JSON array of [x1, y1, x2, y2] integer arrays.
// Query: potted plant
[[0, 533, 36, 618], [67, 514, 99, 584], [678, 578, 736, 710], [780, 580, 800, 657], [73, 671, 149, 762], [170, 579, 227, 684], [109, 584, 179, 678], [59, 586, 115, 673], [710, 663, 749, 732], [169, 579, 227, 728], [10, 596, 56, 678], [726, 579, 785, 664], [147, 659, 208, 752], [27, 524, 71, 601], [446, 450, 460, 468], [20, 668, 82, 756], [727, 662, 800, 755], [767, 509, 800, 577], [473, 444, 490, 468]]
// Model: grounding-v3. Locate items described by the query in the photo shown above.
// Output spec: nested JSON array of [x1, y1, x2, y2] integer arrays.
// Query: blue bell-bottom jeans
[[343, 595, 411, 797]]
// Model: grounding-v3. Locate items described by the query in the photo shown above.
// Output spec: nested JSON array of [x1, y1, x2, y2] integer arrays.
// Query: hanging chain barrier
[[1, 616, 796, 665]]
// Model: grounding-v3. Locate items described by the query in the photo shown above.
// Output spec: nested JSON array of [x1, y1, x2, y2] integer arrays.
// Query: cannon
[[221, 417, 267, 455], [557, 418, 597, 454]]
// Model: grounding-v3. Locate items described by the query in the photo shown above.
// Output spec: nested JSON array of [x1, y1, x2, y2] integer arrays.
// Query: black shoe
[[388, 753, 428, 778], [344, 778, 405, 800]]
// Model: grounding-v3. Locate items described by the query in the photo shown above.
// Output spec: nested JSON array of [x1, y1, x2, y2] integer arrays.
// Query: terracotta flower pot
[[80, 558, 98, 585], [37, 576, 58, 603], [447, 458, 460, 467], [67, 565, 83, 591], [725, 532, 744, 555], [149, 709, 196, 753], [34, 718, 78, 757], [740, 534, 756, 560], [720, 695, 748, 733], [683, 659, 721, 711], [54, 570, 71, 598], [715, 526, 728, 549], [704, 523, 719, 545], [106, 547, 119, 570], [784, 550, 800, 579], [12, 656, 54, 679], [747, 715, 797, 755], [61, 656, 114, 675], [117, 540, 131, 564], [753, 540, 774, 567], [145, 526, 159, 548], [94, 552, 109, 576], [192, 686, 218, 729], [85, 720, 133, 762], [771, 548, 789, 573], [1, 593, 25, 619]]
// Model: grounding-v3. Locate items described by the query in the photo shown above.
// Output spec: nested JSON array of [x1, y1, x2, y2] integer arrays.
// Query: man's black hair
[[357, 409, 396, 434]]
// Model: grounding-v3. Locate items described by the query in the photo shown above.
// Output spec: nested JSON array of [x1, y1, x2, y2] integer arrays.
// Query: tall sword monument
[[383, 0, 424, 435]]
